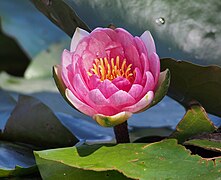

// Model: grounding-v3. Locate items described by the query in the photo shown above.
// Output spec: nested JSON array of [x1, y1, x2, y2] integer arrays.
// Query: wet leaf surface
[[35, 139, 221, 180], [0, 141, 36, 178], [1, 95, 78, 149], [161, 58, 221, 117], [170, 105, 216, 143]]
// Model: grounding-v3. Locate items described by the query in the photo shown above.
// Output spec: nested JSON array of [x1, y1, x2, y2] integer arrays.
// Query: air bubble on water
[[155, 17, 165, 25]]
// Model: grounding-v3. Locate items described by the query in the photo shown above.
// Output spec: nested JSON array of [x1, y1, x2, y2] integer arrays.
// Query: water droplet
[[63, 173, 66, 176], [155, 17, 165, 25]]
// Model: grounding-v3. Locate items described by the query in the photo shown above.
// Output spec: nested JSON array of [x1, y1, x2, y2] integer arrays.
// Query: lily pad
[[0, 141, 36, 178], [35, 139, 221, 179], [0, 0, 68, 58], [161, 58, 221, 117], [31, 0, 90, 37], [0, 20, 29, 76], [0, 90, 17, 131], [32, 0, 221, 66], [170, 105, 216, 143], [184, 138, 221, 153], [1, 95, 78, 149]]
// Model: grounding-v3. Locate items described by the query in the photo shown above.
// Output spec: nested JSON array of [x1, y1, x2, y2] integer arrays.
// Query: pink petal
[[102, 28, 118, 41], [149, 52, 160, 86], [141, 72, 155, 96], [112, 77, 132, 92], [88, 37, 106, 58], [124, 45, 141, 69], [81, 50, 96, 70], [61, 50, 74, 90], [97, 79, 119, 99], [70, 27, 89, 52], [65, 89, 97, 116], [108, 90, 135, 108], [128, 84, 143, 99], [87, 89, 109, 106], [91, 30, 112, 46], [134, 37, 147, 55], [93, 111, 132, 127], [87, 74, 101, 90], [73, 74, 89, 101], [140, 53, 149, 75], [122, 91, 154, 113], [140, 31, 156, 57], [133, 68, 142, 84], [106, 42, 124, 60], [115, 28, 134, 47]]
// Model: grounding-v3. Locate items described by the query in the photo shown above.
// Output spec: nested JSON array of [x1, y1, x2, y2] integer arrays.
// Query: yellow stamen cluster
[[87, 56, 134, 81]]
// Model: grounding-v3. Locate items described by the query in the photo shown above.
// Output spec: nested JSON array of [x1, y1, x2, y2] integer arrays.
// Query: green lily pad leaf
[[0, 0, 68, 58], [0, 90, 17, 131], [0, 20, 29, 76], [161, 58, 221, 117], [184, 138, 221, 153], [35, 139, 221, 179], [149, 69, 170, 107], [170, 105, 216, 143], [0, 141, 36, 178], [1, 95, 78, 148], [33, 0, 221, 66], [25, 40, 69, 79], [31, 0, 90, 37]]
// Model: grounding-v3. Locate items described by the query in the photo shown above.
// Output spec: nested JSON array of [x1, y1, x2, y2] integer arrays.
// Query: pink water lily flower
[[54, 27, 160, 127]]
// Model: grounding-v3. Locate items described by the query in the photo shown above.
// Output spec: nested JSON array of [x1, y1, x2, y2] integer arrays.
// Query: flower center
[[87, 56, 135, 81]]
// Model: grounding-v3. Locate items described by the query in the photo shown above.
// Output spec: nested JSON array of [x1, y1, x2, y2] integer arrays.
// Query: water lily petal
[[125, 44, 141, 69], [115, 28, 134, 47], [61, 50, 75, 90], [134, 36, 147, 56], [149, 52, 160, 87], [112, 77, 131, 92], [70, 27, 89, 52], [73, 74, 89, 101], [87, 89, 109, 106], [140, 30, 156, 57], [122, 91, 154, 113], [97, 79, 119, 99], [108, 90, 135, 108], [140, 53, 149, 75], [141, 71, 155, 96], [91, 30, 112, 46], [66, 89, 97, 116], [134, 68, 142, 84], [128, 84, 143, 99], [88, 37, 106, 58], [87, 74, 101, 90], [93, 111, 132, 127]]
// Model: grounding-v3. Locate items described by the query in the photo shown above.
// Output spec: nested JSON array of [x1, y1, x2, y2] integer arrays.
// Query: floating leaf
[[170, 105, 216, 143], [0, 0, 68, 58], [161, 58, 221, 117], [35, 139, 221, 179], [0, 20, 29, 76], [31, 0, 90, 37], [1, 95, 78, 149], [0, 90, 17, 131], [32, 0, 221, 66], [184, 138, 221, 153], [0, 141, 36, 178]]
